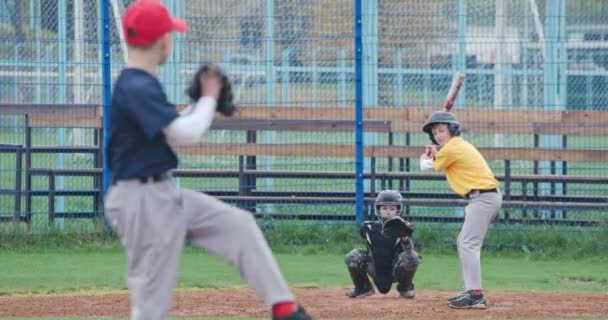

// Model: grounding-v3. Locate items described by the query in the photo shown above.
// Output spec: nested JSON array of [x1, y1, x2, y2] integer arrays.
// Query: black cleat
[[346, 286, 375, 298], [448, 291, 466, 302], [447, 290, 487, 309], [272, 305, 314, 320]]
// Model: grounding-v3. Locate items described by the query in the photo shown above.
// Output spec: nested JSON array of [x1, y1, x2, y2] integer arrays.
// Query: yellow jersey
[[433, 136, 499, 197]]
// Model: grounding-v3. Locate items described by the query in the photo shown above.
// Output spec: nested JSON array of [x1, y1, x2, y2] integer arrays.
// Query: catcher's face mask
[[378, 205, 399, 220]]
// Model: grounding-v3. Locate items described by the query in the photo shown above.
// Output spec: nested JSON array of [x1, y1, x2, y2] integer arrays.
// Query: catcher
[[105, 1, 312, 319], [344, 190, 421, 299]]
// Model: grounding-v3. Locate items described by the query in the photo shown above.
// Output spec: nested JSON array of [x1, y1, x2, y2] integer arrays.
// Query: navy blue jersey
[[108, 68, 180, 179], [359, 220, 407, 276]]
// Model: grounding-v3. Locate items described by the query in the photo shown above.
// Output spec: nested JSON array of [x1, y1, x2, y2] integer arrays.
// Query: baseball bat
[[443, 72, 466, 112]]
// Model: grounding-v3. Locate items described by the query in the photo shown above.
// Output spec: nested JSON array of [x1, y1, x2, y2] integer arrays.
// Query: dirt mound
[[1, 288, 607, 319]]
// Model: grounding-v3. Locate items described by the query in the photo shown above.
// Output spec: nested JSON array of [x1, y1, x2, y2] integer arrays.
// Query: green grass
[[1, 248, 607, 296]]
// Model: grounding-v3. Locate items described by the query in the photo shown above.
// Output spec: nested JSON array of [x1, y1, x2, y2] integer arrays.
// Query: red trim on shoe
[[272, 302, 297, 317]]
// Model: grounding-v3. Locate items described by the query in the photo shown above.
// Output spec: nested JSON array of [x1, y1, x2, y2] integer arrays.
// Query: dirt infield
[[1, 288, 607, 319]]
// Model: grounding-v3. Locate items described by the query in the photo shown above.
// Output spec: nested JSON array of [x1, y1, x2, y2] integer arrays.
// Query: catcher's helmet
[[374, 190, 404, 219], [422, 111, 461, 144]]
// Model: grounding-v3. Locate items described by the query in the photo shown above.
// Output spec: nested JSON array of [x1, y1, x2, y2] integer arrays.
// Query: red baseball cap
[[123, 0, 188, 46]]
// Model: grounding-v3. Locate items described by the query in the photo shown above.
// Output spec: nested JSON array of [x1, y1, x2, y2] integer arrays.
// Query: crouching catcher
[[344, 190, 421, 299]]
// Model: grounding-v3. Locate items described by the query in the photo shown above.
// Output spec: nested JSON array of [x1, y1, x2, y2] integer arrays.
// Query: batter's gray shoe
[[447, 290, 487, 309], [272, 305, 314, 320], [397, 283, 415, 299], [448, 291, 466, 302], [346, 286, 375, 298]]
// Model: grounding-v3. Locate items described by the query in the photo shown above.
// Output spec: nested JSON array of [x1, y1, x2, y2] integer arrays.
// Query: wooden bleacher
[[1, 104, 607, 225]]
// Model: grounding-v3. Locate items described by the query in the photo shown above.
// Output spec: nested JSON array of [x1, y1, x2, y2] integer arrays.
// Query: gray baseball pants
[[458, 190, 502, 291], [105, 179, 294, 320]]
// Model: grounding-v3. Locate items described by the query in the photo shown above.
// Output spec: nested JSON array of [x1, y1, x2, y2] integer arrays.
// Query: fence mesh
[[0, 1, 606, 246]]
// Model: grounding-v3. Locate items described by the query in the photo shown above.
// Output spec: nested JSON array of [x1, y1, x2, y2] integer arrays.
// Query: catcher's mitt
[[187, 63, 236, 117], [382, 216, 414, 238]]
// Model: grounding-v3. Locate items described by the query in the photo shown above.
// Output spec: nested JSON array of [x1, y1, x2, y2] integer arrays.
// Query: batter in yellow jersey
[[432, 136, 499, 198], [419, 111, 502, 310]]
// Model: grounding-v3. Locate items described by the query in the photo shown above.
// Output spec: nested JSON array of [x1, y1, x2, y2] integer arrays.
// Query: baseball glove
[[382, 216, 414, 238], [187, 63, 236, 117]]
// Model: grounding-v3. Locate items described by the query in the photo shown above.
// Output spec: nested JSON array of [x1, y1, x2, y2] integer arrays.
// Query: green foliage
[[0, 217, 119, 252], [260, 219, 361, 254], [1, 218, 607, 259]]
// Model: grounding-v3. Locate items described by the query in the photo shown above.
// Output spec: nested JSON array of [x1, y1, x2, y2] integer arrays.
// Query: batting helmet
[[422, 111, 461, 144], [374, 190, 404, 220]]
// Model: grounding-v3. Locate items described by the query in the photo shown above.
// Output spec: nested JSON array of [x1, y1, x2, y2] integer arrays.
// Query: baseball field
[[1, 240, 607, 319], [2, 0, 608, 319]]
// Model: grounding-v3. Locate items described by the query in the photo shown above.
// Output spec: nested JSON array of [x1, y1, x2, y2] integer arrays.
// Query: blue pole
[[362, 0, 378, 108], [312, 50, 318, 107], [453, 0, 467, 218], [394, 49, 403, 106], [12, 46, 18, 102], [29, 0, 35, 29], [338, 50, 346, 105], [265, 0, 275, 103], [558, 0, 567, 109], [541, 0, 561, 218], [424, 51, 430, 105], [264, 0, 275, 213], [281, 50, 290, 105], [354, 0, 364, 224], [35, 0, 42, 104], [522, 9, 529, 107], [101, 0, 112, 209], [46, 47, 52, 102], [58, 0, 67, 103], [362, 0, 378, 213], [57, 0, 67, 227], [171, 0, 183, 102], [556, 0, 567, 216]]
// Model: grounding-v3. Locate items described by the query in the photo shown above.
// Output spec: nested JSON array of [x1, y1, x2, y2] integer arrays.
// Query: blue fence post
[[454, 0, 467, 218], [263, 0, 275, 213], [45, 47, 52, 102], [171, 0, 184, 102], [541, 0, 563, 219], [394, 49, 403, 106], [456, 0, 467, 108], [362, 0, 378, 217], [35, 0, 42, 104], [281, 50, 290, 105], [424, 51, 430, 105], [101, 0, 112, 221], [57, 0, 68, 228], [522, 8, 529, 108], [12, 45, 18, 103], [556, 0, 567, 217], [265, 0, 275, 104], [338, 50, 347, 106], [354, 0, 364, 224], [312, 49, 318, 107], [12, 46, 20, 129]]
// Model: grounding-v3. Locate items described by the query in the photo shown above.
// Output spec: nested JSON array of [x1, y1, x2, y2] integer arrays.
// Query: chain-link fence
[[0, 0, 103, 231], [1, 1, 607, 247]]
